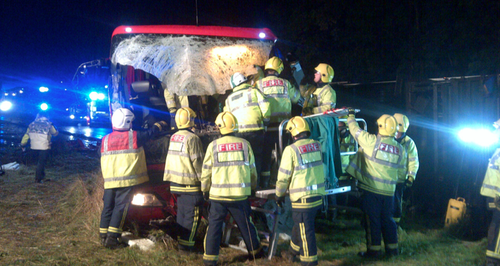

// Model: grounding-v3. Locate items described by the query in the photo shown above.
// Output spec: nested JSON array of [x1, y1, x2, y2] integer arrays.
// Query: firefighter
[[393, 113, 419, 225], [480, 119, 500, 266], [277, 116, 326, 266], [20, 112, 59, 183], [99, 108, 166, 249], [201, 111, 264, 265], [256, 57, 302, 186], [163, 107, 204, 254], [224, 72, 271, 188], [345, 110, 406, 258], [302, 63, 336, 115], [163, 84, 189, 130]]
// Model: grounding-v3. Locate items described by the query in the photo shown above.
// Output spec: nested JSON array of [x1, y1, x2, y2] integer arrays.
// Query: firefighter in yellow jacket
[[224, 72, 271, 188], [345, 110, 406, 258], [277, 116, 326, 266], [20, 112, 58, 183], [302, 63, 336, 115], [393, 113, 419, 225], [256, 57, 302, 186], [99, 108, 165, 249], [163, 84, 189, 130], [480, 119, 500, 266], [163, 107, 205, 253], [201, 111, 263, 266]]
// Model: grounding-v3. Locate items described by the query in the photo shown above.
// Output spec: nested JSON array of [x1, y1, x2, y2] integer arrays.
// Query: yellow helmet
[[264, 57, 284, 74], [175, 107, 196, 129], [286, 116, 310, 137], [393, 113, 409, 133], [377, 114, 398, 136], [215, 111, 238, 135], [315, 63, 334, 83]]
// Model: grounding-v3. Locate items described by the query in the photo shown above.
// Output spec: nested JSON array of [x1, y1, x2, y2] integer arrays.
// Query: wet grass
[[0, 148, 488, 265]]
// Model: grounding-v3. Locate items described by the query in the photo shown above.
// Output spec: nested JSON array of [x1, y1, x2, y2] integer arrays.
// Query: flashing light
[[97, 93, 105, 100], [89, 91, 98, 101], [40, 103, 49, 111], [0, 101, 13, 111], [19, 90, 23, 94], [39, 86, 49, 93], [457, 127, 498, 147], [125, 27, 132, 33], [70, 114, 75, 119], [259, 32, 266, 39]]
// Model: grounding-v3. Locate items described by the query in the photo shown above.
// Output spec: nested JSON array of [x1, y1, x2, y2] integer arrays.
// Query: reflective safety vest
[[345, 116, 406, 196], [305, 84, 336, 114], [481, 148, 500, 199], [21, 117, 58, 150], [224, 83, 270, 133], [397, 135, 419, 183], [257, 76, 300, 124], [200, 135, 257, 201], [100, 130, 149, 189], [276, 138, 326, 204], [340, 134, 356, 173], [164, 130, 204, 193]]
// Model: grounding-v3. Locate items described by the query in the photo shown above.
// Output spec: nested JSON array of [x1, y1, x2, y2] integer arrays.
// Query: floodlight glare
[[0, 101, 12, 111], [89, 91, 98, 101], [39, 86, 49, 93], [40, 103, 49, 111], [457, 127, 499, 147], [259, 32, 266, 39], [70, 114, 75, 119], [97, 93, 105, 100]]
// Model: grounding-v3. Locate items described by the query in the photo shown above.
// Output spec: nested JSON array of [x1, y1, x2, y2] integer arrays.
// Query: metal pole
[[195, 0, 199, 26]]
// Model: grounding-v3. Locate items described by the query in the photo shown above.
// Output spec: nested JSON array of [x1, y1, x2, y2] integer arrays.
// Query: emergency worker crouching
[[276, 116, 326, 266], [392, 113, 419, 225], [99, 108, 166, 249], [224, 72, 271, 188], [302, 63, 336, 115], [163, 84, 189, 130], [345, 110, 406, 258], [20, 112, 59, 183], [480, 119, 500, 266], [163, 107, 205, 254], [200, 111, 264, 265], [256, 57, 302, 186]]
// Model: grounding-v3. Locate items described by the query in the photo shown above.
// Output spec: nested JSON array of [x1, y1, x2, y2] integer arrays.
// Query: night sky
[[0, 0, 270, 90]]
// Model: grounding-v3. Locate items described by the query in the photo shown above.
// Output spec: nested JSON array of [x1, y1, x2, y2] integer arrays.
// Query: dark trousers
[[203, 199, 261, 265], [487, 198, 500, 263], [35, 149, 49, 182], [99, 187, 133, 238], [176, 193, 204, 250], [393, 183, 405, 224], [290, 199, 322, 266], [236, 130, 265, 187], [262, 130, 279, 187], [360, 190, 398, 253]]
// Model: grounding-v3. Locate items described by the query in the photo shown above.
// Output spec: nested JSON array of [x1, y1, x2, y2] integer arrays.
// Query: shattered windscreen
[[111, 34, 273, 96]]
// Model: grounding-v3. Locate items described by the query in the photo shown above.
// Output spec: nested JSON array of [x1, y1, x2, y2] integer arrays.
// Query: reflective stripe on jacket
[[306, 84, 336, 114], [276, 138, 326, 203], [481, 148, 500, 198], [164, 89, 189, 113], [21, 118, 58, 150], [340, 135, 356, 173], [100, 130, 149, 189], [200, 135, 257, 201], [224, 83, 270, 133], [345, 116, 406, 196], [398, 135, 419, 183], [164, 130, 204, 192], [257, 76, 300, 123]]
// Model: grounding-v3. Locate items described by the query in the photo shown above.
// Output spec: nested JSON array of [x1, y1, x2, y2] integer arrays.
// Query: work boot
[[358, 250, 383, 259], [248, 247, 266, 261], [385, 248, 399, 258], [104, 235, 127, 250], [100, 233, 107, 246]]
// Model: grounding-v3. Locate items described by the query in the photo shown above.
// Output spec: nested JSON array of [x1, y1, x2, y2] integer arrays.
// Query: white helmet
[[229, 72, 247, 89], [112, 108, 135, 130]]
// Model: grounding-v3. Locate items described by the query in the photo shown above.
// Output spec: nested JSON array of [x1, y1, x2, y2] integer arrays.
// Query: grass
[[0, 147, 489, 265]]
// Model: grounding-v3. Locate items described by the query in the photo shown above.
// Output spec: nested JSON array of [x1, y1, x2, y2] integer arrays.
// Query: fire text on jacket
[[298, 143, 320, 154], [218, 142, 243, 152], [262, 79, 284, 87], [171, 134, 185, 142], [378, 143, 399, 155]]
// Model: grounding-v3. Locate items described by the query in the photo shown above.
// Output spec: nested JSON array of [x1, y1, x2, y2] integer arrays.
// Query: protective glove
[[275, 195, 285, 209], [406, 176, 414, 187], [203, 192, 210, 201], [347, 107, 356, 116]]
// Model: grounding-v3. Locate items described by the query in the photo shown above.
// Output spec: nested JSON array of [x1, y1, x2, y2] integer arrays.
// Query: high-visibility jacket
[[397, 135, 419, 183], [276, 138, 326, 205], [164, 89, 189, 113], [200, 135, 257, 201], [163, 130, 204, 193], [100, 130, 149, 189], [304, 83, 336, 114], [340, 134, 356, 173], [256, 75, 300, 124], [345, 116, 406, 196], [481, 148, 500, 199], [21, 117, 58, 150], [224, 83, 271, 133]]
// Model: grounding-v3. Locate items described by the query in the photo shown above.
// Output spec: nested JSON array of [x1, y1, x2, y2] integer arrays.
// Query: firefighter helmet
[[393, 113, 409, 133], [230, 72, 247, 89], [315, 63, 334, 83], [215, 111, 238, 135], [264, 57, 284, 74], [175, 107, 196, 129], [112, 108, 135, 130], [286, 116, 310, 137], [377, 114, 397, 136]]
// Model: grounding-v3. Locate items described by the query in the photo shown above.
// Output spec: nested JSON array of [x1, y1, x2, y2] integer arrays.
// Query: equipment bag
[[445, 197, 467, 226]]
